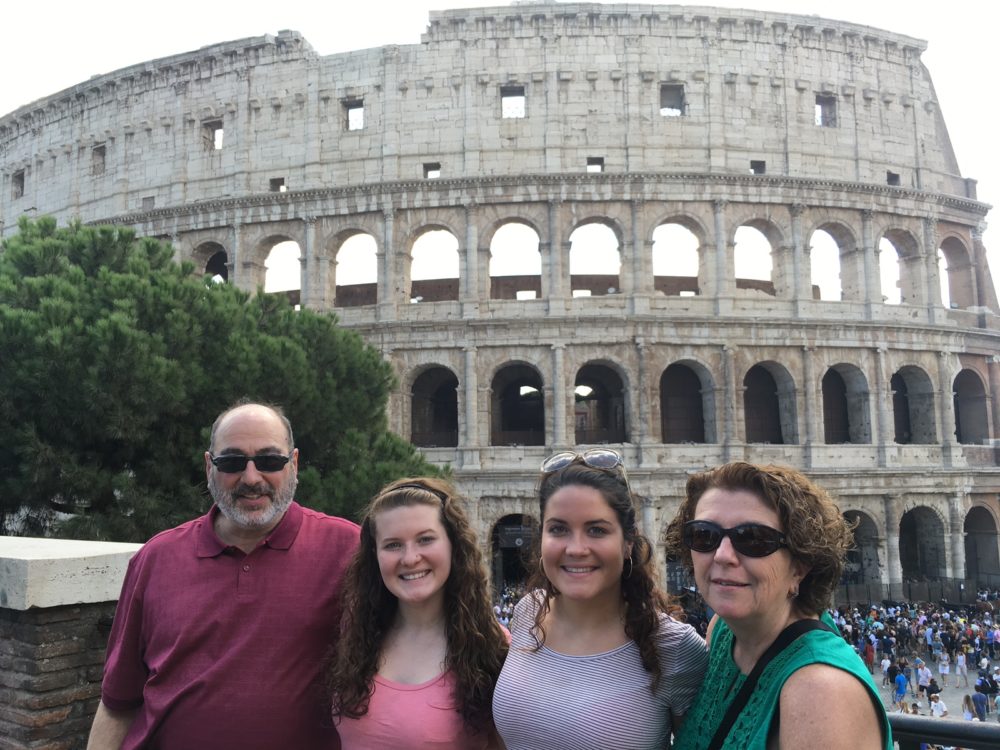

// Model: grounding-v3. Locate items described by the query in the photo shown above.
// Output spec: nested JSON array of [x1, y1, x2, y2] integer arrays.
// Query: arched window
[[490, 365, 545, 446], [574, 364, 627, 444], [842, 511, 881, 584], [569, 223, 620, 297], [954, 369, 989, 444], [808, 229, 842, 301], [734, 225, 773, 295], [335, 233, 377, 307], [651, 222, 700, 296], [965, 507, 1000, 583], [743, 364, 796, 444], [822, 365, 871, 444], [410, 229, 460, 302], [411, 367, 459, 447], [891, 367, 936, 444], [660, 363, 708, 443], [490, 222, 542, 300], [899, 507, 946, 580]]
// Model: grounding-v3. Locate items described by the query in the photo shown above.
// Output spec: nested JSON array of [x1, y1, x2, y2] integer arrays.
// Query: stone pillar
[[722, 345, 737, 461], [546, 200, 568, 313], [378, 206, 397, 321], [299, 216, 316, 309], [949, 492, 968, 581], [790, 204, 811, 311], [923, 216, 942, 322], [861, 210, 879, 320], [462, 345, 481, 469], [635, 338, 650, 466], [462, 202, 481, 318], [713, 200, 732, 313], [802, 346, 814, 468], [229, 222, 244, 291], [938, 350, 957, 466], [552, 343, 567, 448], [629, 199, 652, 314], [875, 346, 891, 467], [883, 495, 903, 597], [0, 537, 142, 750], [988, 357, 1000, 446], [641, 497, 656, 542]]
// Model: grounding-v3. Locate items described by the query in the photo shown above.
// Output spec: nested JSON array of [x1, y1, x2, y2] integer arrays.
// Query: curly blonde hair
[[663, 462, 852, 615], [327, 477, 508, 734]]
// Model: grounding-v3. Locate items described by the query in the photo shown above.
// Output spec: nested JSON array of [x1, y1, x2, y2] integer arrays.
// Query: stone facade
[[2, 4, 999, 594]]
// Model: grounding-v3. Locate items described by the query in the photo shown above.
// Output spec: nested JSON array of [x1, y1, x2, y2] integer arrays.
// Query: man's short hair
[[209, 399, 294, 452]]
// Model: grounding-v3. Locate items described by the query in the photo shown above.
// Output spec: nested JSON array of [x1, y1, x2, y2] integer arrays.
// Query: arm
[[776, 664, 882, 750], [86, 701, 137, 750]]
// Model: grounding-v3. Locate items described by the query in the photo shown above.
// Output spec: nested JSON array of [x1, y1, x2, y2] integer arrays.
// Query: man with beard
[[87, 402, 359, 750]]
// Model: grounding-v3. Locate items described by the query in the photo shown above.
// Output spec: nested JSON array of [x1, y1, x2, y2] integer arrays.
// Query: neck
[[729, 603, 816, 673], [394, 596, 447, 633], [213, 513, 282, 555], [549, 587, 625, 629]]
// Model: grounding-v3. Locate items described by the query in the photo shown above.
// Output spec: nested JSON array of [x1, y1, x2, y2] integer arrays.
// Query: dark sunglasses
[[540, 449, 631, 491], [682, 520, 788, 558], [209, 453, 293, 474]]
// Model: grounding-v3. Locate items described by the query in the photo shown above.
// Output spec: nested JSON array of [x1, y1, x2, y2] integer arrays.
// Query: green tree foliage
[[0, 217, 439, 541]]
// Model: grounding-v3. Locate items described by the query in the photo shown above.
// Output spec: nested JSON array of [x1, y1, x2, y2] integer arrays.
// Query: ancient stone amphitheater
[[3, 3, 998, 599]]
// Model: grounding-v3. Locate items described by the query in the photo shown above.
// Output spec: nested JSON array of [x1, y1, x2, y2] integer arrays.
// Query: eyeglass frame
[[208, 452, 294, 474], [539, 448, 632, 494], [681, 519, 789, 558]]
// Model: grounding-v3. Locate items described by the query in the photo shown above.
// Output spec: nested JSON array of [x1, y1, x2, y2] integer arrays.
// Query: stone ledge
[[0, 538, 142, 611]]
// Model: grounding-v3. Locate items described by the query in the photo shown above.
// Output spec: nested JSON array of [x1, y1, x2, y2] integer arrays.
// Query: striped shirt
[[493, 592, 707, 750]]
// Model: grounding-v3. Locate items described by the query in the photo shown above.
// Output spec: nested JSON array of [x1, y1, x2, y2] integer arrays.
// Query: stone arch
[[410, 365, 459, 447], [743, 362, 798, 444], [939, 235, 977, 310], [260, 236, 302, 300], [192, 240, 228, 282], [954, 368, 990, 445], [879, 228, 923, 306], [651, 216, 705, 297], [489, 220, 542, 300], [734, 218, 784, 296], [574, 362, 628, 444], [568, 219, 623, 297], [490, 362, 545, 446], [811, 220, 860, 301], [491, 514, 538, 589], [891, 365, 936, 444], [965, 505, 1000, 583], [334, 231, 378, 307], [409, 225, 460, 303], [660, 360, 717, 443], [843, 510, 882, 583], [899, 505, 946, 581], [822, 364, 871, 444], [808, 228, 842, 301]]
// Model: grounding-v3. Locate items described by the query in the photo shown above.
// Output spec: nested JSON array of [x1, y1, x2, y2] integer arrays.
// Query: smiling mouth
[[562, 566, 597, 574], [400, 571, 430, 581], [712, 579, 749, 587]]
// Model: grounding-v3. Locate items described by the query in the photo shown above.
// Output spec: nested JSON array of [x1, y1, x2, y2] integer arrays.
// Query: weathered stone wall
[[0, 4, 997, 589]]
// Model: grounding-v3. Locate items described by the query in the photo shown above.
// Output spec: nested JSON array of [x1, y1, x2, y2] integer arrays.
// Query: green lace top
[[672, 613, 891, 749]]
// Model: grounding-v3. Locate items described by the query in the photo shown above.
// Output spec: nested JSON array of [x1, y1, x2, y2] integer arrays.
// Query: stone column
[[635, 338, 650, 466], [378, 206, 397, 321], [801, 346, 814, 468], [713, 200, 732, 314], [641, 497, 656, 542], [950, 491, 968, 581], [299, 216, 316, 309], [462, 202, 481, 318], [883, 495, 903, 597], [552, 343, 568, 448], [790, 204, 811, 311], [988, 357, 1000, 445], [629, 199, 651, 314], [874, 346, 891, 467], [229, 222, 244, 290], [923, 216, 942, 322], [546, 200, 568, 313], [938, 351, 957, 466], [462, 345, 481, 470], [861, 210, 879, 320], [722, 345, 737, 461]]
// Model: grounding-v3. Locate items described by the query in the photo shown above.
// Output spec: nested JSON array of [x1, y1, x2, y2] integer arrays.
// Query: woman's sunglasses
[[681, 520, 788, 557], [209, 453, 293, 474], [540, 449, 631, 492]]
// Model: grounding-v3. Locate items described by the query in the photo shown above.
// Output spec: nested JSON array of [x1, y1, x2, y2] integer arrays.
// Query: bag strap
[[705, 618, 836, 750]]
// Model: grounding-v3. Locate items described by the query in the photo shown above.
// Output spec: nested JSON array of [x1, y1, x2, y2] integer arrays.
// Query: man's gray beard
[[209, 472, 297, 530]]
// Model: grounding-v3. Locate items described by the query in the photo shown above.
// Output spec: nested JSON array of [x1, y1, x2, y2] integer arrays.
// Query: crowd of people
[[85, 399, 930, 748]]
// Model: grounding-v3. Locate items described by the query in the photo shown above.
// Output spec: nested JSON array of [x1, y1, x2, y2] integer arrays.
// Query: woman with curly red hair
[[328, 478, 508, 748]]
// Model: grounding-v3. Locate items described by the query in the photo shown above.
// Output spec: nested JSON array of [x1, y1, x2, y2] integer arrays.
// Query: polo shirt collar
[[196, 501, 304, 557]]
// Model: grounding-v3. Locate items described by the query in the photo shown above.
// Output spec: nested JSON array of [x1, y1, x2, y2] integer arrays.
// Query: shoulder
[[131, 513, 204, 560], [297, 504, 361, 536], [779, 663, 883, 749], [656, 613, 707, 653]]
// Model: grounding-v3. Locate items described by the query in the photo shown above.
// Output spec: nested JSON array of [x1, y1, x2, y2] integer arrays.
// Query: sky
[[2, 1, 997, 294]]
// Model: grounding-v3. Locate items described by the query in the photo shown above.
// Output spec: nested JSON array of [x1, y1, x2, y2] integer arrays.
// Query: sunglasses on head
[[209, 453, 293, 474], [540, 448, 631, 490], [682, 520, 788, 557]]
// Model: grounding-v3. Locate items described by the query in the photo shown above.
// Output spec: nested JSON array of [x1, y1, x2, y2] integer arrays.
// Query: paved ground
[[872, 659, 1000, 725]]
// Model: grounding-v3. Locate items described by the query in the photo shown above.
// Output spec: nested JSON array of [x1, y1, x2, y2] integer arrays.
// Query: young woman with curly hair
[[328, 478, 508, 748], [492, 450, 707, 749]]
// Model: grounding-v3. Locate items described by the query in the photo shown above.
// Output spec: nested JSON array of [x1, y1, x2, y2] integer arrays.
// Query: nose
[[566, 532, 589, 556], [241, 459, 265, 483], [713, 534, 740, 564], [402, 544, 422, 566]]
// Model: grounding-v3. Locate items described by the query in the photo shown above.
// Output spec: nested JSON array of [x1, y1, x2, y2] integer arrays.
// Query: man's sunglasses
[[540, 449, 631, 491], [682, 520, 788, 558], [209, 453, 293, 474]]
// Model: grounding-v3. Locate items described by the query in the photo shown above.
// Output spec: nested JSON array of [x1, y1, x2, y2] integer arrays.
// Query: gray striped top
[[493, 592, 708, 750]]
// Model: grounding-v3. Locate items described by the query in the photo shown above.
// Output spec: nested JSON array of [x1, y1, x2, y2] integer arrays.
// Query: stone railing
[[0, 537, 141, 750]]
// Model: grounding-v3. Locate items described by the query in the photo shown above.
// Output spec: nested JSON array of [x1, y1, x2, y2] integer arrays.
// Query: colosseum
[[2, 3, 998, 602]]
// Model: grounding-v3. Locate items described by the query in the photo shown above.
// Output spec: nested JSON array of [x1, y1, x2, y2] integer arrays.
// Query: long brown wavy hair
[[527, 461, 679, 690], [327, 477, 508, 733]]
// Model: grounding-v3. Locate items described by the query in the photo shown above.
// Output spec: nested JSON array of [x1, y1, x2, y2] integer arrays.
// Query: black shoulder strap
[[706, 619, 836, 750]]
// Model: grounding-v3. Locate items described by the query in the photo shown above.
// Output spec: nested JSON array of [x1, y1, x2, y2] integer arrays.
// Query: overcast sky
[[3, 1, 996, 284]]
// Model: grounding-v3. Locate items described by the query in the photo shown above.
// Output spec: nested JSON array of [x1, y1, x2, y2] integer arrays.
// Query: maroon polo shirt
[[101, 501, 359, 750]]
